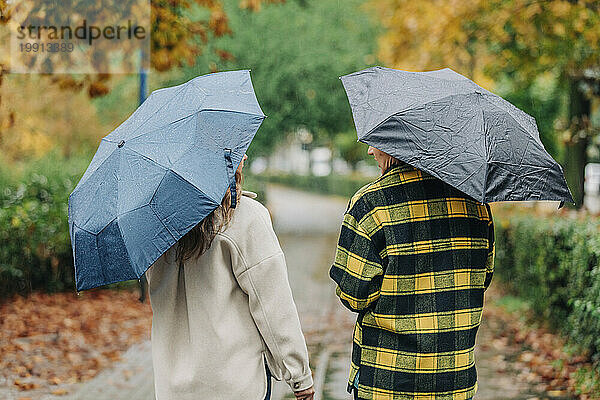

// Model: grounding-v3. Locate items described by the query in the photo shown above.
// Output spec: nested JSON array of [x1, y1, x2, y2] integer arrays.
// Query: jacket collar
[[382, 162, 413, 177]]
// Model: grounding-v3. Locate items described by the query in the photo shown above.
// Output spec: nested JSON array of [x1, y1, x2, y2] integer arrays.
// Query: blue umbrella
[[68, 70, 265, 291]]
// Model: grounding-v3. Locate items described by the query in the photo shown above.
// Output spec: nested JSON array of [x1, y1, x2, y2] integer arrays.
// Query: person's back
[[330, 163, 494, 400], [147, 192, 313, 400]]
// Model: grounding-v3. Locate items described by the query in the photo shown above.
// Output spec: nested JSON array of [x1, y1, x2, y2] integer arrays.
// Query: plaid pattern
[[330, 164, 494, 400]]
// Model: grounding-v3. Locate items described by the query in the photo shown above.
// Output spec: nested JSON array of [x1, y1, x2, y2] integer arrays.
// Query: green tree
[[175, 0, 379, 156], [494, 73, 564, 159]]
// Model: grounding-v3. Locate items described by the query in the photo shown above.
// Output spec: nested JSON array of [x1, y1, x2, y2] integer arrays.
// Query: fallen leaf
[[1, 290, 151, 393], [48, 376, 62, 385]]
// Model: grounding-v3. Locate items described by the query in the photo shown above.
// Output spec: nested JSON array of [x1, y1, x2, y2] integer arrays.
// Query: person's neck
[[382, 163, 402, 176]]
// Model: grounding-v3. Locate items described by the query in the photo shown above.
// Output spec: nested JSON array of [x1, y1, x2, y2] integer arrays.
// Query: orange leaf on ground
[[1, 289, 152, 395]]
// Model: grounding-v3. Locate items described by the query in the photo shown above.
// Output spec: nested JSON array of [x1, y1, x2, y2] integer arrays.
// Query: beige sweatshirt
[[146, 191, 313, 400]]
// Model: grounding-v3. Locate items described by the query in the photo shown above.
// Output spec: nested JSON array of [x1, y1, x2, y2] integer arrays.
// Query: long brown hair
[[175, 169, 243, 268]]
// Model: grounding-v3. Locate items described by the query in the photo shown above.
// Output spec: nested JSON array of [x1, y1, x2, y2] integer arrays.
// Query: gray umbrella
[[340, 66, 573, 204]]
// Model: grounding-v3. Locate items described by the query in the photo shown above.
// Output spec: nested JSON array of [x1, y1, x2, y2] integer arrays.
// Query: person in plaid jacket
[[330, 146, 495, 400]]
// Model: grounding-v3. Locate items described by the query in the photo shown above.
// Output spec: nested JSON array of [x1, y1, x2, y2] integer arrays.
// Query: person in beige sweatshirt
[[145, 155, 314, 400]]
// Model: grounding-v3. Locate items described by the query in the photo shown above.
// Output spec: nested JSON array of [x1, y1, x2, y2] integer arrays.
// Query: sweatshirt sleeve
[[231, 205, 313, 392]]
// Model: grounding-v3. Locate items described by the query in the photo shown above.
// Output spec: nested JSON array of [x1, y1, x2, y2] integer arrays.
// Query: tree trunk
[[563, 78, 591, 208], [564, 139, 587, 208]]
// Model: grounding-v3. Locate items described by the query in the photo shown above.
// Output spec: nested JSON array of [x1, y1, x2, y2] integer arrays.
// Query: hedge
[[0, 153, 88, 297], [494, 213, 600, 366], [252, 172, 372, 199]]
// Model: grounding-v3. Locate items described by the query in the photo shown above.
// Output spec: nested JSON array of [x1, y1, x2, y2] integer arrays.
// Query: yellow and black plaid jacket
[[330, 163, 494, 400]]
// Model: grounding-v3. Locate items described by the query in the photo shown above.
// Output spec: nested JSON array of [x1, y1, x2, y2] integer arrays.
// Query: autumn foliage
[[0, 0, 283, 162], [0, 0, 283, 91], [482, 285, 600, 399], [0, 290, 152, 396], [373, 0, 599, 82]]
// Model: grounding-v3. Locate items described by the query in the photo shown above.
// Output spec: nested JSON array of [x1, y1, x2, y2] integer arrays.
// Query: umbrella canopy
[[68, 70, 265, 291], [341, 66, 573, 204]]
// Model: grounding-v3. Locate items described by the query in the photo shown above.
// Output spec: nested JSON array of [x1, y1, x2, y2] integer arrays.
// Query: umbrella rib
[[70, 141, 117, 195], [146, 171, 180, 241], [124, 84, 189, 139], [114, 214, 137, 277], [171, 169, 222, 205], [518, 139, 531, 167], [345, 70, 470, 107], [360, 112, 427, 144], [486, 162, 561, 201], [359, 93, 471, 140], [122, 147, 223, 204], [121, 145, 171, 173], [122, 151, 148, 214], [480, 94, 488, 203], [489, 161, 552, 175], [456, 164, 485, 189], [115, 108, 265, 145], [94, 218, 115, 284], [148, 203, 179, 243], [199, 107, 265, 118], [71, 221, 95, 235], [477, 94, 538, 141], [117, 203, 153, 219]]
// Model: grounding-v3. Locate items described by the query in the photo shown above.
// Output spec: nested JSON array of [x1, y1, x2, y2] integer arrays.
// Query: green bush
[[0, 152, 88, 298], [494, 215, 600, 365], [242, 173, 267, 204], [253, 172, 372, 199]]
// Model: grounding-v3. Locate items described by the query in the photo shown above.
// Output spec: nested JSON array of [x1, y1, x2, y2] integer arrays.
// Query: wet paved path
[[265, 185, 351, 400], [26, 184, 568, 400]]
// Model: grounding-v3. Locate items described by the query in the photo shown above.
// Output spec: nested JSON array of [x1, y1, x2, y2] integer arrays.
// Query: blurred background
[[0, 0, 599, 399]]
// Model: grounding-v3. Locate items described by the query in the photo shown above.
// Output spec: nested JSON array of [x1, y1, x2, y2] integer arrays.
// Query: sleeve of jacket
[[232, 204, 313, 393], [484, 205, 495, 290], [329, 201, 384, 313]]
